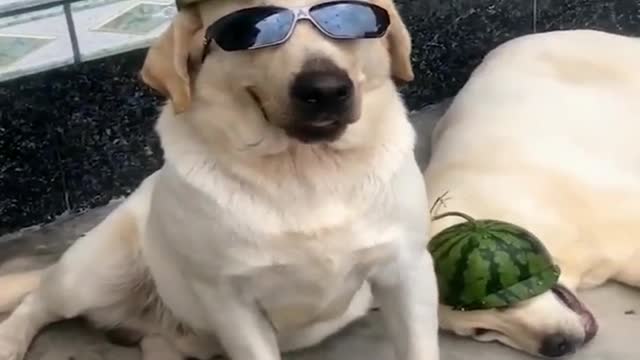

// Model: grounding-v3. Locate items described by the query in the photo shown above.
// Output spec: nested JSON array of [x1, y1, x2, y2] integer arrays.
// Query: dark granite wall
[[0, 51, 165, 234], [2, 0, 640, 235]]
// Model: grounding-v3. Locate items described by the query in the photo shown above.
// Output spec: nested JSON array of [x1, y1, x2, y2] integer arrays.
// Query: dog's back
[[425, 29, 640, 290]]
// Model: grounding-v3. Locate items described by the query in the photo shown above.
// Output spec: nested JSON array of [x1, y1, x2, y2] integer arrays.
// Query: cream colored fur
[[0, 1, 439, 360], [424, 29, 640, 357]]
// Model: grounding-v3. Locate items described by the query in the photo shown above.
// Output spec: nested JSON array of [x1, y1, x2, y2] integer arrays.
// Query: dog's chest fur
[[140, 161, 406, 333]]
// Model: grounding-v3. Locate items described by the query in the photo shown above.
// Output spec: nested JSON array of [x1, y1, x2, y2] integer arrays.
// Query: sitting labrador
[[0, 1, 440, 359]]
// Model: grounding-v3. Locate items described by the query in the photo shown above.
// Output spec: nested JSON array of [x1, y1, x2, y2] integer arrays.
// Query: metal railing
[[1, 0, 89, 64], [0, 0, 173, 79]]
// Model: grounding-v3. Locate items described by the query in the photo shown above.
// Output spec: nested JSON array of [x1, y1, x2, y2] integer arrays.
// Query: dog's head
[[140, 0, 413, 147], [439, 283, 598, 358]]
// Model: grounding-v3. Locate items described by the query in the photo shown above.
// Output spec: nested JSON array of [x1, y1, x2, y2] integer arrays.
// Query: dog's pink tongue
[[552, 284, 599, 343]]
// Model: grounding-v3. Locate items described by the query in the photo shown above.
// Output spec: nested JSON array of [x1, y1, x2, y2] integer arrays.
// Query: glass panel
[[74, 0, 175, 61], [0, 5, 73, 81]]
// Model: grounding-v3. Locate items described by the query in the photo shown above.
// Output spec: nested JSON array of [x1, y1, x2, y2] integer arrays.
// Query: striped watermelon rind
[[428, 212, 561, 311], [476, 264, 560, 309]]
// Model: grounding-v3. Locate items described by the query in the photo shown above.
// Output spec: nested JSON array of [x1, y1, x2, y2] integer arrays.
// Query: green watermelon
[[428, 211, 561, 311]]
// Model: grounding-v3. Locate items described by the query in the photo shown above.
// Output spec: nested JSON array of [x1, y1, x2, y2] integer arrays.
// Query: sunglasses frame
[[202, 0, 390, 62]]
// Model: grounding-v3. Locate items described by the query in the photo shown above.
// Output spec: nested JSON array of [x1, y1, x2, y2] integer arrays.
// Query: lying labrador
[[0, 1, 440, 359], [424, 29, 640, 358]]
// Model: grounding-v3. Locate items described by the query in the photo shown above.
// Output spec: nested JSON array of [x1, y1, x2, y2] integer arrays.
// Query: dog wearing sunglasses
[[0, 1, 440, 359]]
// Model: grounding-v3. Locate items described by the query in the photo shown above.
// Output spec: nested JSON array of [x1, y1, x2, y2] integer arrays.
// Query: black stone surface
[[3, 0, 638, 235], [0, 49, 165, 235], [396, 0, 534, 110], [536, 0, 640, 35]]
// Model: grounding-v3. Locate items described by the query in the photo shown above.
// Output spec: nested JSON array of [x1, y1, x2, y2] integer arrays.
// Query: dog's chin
[[284, 121, 349, 144]]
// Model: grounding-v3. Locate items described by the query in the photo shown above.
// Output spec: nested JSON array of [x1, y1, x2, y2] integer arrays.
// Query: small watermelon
[[428, 211, 560, 311]]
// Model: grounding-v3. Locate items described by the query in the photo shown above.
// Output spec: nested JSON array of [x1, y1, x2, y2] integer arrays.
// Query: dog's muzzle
[[537, 284, 599, 358], [286, 60, 357, 143]]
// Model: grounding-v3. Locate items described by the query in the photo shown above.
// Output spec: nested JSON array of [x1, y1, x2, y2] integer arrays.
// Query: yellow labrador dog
[[0, 1, 440, 359], [425, 29, 640, 358]]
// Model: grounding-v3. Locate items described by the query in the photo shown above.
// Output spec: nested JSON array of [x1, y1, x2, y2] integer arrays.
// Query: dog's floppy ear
[[379, 0, 414, 84], [140, 6, 203, 113]]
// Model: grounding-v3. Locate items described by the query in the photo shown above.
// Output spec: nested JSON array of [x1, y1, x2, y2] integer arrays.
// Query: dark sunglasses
[[202, 1, 390, 62]]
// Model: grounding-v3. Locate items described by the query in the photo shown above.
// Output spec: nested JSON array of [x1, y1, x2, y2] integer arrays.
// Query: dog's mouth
[[247, 87, 271, 124], [472, 327, 504, 341], [470, 285, 598, 353], [551, 284, 598, 343], [246, 87, 347, 144], [285, 118, 348, 144]]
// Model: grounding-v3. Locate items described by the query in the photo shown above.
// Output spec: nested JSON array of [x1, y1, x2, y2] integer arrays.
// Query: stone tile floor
[[1, 104, 639, 359]]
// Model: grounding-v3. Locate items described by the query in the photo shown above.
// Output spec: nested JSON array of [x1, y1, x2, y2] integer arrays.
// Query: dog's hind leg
[[0, 183, 152, 360], [0, 290, 57, 360]]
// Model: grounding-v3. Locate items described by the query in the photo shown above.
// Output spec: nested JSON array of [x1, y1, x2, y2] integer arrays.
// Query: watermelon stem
[[432, 211, 477, 225], [430, 190, 451, 216]]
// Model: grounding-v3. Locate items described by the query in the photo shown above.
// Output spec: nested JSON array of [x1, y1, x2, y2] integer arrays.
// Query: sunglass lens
[[310, 2, 390, 39], [207, 7, 294, 51]]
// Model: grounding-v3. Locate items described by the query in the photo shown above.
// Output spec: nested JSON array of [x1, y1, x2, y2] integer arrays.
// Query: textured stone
[[396, 0, 535, 110], [536, 0, 640, 34], [0, 49, 164, 235]]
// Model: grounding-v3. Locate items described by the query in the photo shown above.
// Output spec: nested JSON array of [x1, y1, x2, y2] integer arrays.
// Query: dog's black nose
[[285, 59, 358, 143], [290, 71, 354, 116], [539, 334, 578, 358]]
